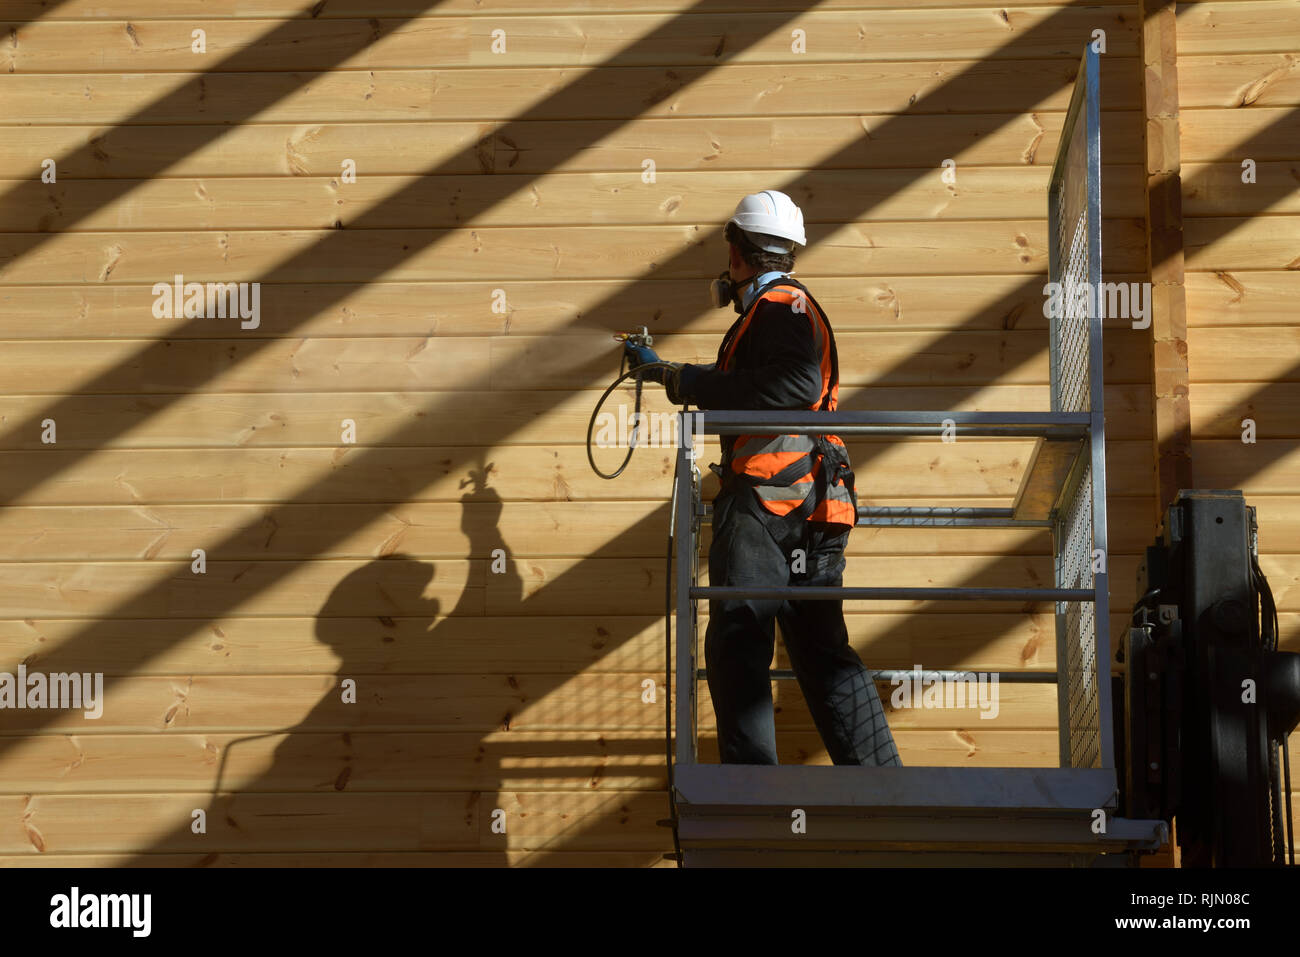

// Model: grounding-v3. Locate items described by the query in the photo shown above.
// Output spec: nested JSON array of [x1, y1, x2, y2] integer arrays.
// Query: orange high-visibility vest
[[717, 277, 857, 527]]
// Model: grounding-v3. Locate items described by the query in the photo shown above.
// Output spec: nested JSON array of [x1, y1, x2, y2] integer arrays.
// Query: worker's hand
[[665, 363, 700, 405], [625, 342, 678, 386], [624, 341, 660, 371]]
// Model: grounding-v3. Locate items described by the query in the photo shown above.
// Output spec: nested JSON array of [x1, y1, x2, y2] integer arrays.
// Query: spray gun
[[612, 325, 653, 350]]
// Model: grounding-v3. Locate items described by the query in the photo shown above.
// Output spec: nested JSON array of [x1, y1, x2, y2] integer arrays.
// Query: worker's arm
[[669, 300, 822, 410]]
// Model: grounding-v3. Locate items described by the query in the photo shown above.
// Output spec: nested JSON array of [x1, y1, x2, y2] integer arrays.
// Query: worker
[[626, 190, 902, 767]]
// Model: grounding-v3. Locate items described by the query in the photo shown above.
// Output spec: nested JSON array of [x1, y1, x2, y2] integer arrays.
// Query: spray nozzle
[[613, 326, 653, 349]]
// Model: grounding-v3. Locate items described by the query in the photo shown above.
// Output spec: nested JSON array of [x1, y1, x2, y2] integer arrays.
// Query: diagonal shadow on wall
[[0, 0, 444, 235], [0, 0, 1140, 507], [115, 484, 680, 864], [0, 0, 1138, 729], [5, 0, 1299, 859]]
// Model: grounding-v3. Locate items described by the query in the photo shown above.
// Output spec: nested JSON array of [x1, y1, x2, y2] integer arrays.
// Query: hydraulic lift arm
[[1119, 490, 1300, 867]]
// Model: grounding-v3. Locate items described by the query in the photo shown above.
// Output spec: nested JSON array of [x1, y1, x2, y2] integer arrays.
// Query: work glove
[[624, 341, 679, 386], [666, 363, 705, 406]]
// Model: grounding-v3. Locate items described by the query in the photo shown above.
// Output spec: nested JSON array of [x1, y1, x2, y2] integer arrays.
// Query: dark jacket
[[669, 295, 827, 463], [676, 296, 824, 410]]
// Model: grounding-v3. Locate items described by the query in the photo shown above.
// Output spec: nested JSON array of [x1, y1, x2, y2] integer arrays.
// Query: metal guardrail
[[670, 407, 1109, 772], [671, 45, 1111, 782], [1047, 44, 1111, 770], [695, 668, 1060, 684]]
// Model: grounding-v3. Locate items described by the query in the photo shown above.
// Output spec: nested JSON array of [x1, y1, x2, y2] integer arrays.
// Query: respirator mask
[[708, 270, 759, 315]]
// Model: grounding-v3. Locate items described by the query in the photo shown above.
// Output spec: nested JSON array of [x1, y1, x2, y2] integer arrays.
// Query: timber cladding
[[0, 0, 1291, 865]]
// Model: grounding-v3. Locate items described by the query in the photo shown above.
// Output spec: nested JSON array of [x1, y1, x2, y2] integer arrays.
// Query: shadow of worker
[[122, 552, 487, 865]]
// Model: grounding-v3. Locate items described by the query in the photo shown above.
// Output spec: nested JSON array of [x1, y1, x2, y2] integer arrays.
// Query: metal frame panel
[[702, 410, 1090, 433], [1085, 44, 1116, 771], [1045, 45, 1111, 771], [673, 439, 695, 768], [674, 764, 1118, 810], [696, 585, 1093, 602], [664, 46, 1142, 859], [682, 849, 1138, 867], [698, 668, 1058, 683], [675, 815, 1164, 853]]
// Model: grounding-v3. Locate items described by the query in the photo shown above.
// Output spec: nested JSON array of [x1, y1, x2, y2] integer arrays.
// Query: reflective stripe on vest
[[719, 282, 856, 526]]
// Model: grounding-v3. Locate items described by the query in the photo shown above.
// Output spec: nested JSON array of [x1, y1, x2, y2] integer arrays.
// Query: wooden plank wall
[[0, 0, 1287, 865], [1175, 0, 1300, 858], [1177, 0, 1300, 603]]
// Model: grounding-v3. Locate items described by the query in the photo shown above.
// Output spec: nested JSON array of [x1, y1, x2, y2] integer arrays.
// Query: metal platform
[[674, 766, 1166, 866], [665, 46, 1170, 866]]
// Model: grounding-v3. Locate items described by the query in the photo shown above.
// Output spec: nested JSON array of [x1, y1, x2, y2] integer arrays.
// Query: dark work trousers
[[705, 484, 903, 767]]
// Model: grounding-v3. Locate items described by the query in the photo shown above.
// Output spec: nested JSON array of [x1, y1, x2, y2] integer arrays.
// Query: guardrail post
[[674, 420, 697, 768]]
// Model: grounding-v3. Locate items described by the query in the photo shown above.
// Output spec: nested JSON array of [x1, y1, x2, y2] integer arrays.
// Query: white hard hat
[[726, 189, 806, 253]]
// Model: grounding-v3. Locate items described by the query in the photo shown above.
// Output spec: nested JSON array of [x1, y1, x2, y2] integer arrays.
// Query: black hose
[[1260, 568, 1286, 871], [586, 360, 681, 480], [1252, 555, 1290, 864], [1285, 732, 1294, 866], [1270, 740, 1285, 863], [586, 354, 689, 863], [1264, 570, 1293, 865]]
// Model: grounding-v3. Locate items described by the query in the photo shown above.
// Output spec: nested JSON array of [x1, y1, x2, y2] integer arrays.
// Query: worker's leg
[[777, 521, 903, 767], [704, 488, 788, 765]]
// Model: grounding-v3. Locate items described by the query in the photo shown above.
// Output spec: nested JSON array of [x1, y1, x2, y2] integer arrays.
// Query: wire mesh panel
[[1047, 45, 1109, 770], [1055, 211, 1092, 414], [1060, 462, 1100, 767]]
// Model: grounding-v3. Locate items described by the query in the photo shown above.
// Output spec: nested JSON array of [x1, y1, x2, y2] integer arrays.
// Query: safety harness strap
[[718, 276, 854, 526]]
